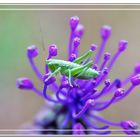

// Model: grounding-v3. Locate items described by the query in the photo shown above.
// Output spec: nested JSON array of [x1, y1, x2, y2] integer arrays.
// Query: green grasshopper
[[45, 50, 99, 86]]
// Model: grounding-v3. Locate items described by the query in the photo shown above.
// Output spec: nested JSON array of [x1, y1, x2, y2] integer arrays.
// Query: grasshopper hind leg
[[65, 69, 78, 87], [75, 60, 93, 78], [73, 50, 93, 64], [65, 61, 92, 87]]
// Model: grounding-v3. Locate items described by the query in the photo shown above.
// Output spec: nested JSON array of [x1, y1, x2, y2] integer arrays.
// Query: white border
[[0, 1, 140, 4], [1, 9, 140, 10], [1, 137, 140, 140], [0, 3, 140, 5], [0, 4, 140, 137]]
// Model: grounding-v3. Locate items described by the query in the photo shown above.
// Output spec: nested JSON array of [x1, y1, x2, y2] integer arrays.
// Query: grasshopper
[[45, 50, 99, 86]]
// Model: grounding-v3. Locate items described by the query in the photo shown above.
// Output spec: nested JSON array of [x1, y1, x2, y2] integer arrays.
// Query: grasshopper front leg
[[45, 67, 61, 83], [68, 69, 73, 87], [70, 60, 93, 76]]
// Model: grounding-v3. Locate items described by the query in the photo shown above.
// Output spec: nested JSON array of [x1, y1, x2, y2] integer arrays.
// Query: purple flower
[[121, 120, 140, 135], [48, 44, 58, 58], [27, 45, 38, 58], [17, 16, 140, 135], [74, 24, 84, 38], [69, 16, 80, 31], [134, 62, 140, 74], [118, 40, 128, 52], [131, 74, 140, 86], [100, 25, 112, 40], [72, 123, 85, 135], [16, 77, 34, 90]]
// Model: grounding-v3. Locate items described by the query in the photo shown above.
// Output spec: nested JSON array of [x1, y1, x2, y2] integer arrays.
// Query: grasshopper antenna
[[38, 20, 50, 74], [38, 20, 46, 59]]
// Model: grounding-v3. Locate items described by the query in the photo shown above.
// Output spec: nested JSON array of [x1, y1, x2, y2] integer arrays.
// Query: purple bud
[[69, 16, 80, 31], [90, 44, 97, 51], [61, 80, 69, 88], [121, 121, 139, 135], [100, 25, 112, 40], [104, 79, 111, 87], [104, 52, 111, 60], [103, 67, 108, 75], [121, 120, 138, 130], [92, 80, 97, 86], [93, 64, 98, 70], [72, 123, 85, 135], [16, 77, 34, 90], [115, 78, 122, 88], [134, 62, 140, 74], [48, 44, 58, 57], [74, 24, 85, 38], [69, 53, 76, 61], [114, 88, 125, 97], [43, 74, 56, 85], [73, 37, 80, 48], [27, 45, 38, 58], [86, 99, 95, 106], [118, 40, 128, 52], [92, 88, 97, 93], [131, 74, 140, 86]]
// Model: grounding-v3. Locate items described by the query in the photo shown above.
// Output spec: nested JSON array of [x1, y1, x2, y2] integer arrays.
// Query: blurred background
[[0, 5, 140, 133]]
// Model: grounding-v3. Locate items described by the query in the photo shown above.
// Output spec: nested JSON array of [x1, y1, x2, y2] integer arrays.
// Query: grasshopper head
[[46, 59, 59, 72]]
